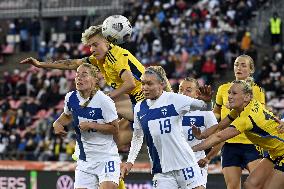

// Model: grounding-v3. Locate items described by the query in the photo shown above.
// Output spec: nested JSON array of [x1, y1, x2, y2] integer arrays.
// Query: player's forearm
[[92, 122, 119, 135], [213, 106, 221, 121], [200, 117, 232, 138], [191, 99, 212, 111], [205, 142, 224, 161], [127, 128, 144, 164], [38, 59, 82, 70], [192, 133, 223, 152], [54, 113, 73, 127], [199, 124, 219, 139], [109, 82, 135, 99]]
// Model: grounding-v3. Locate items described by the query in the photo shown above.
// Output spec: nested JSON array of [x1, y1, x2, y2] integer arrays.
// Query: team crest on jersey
[[190, 118, 196, 125], [161, 107, 167, 116], [89, 110, 96, 117]]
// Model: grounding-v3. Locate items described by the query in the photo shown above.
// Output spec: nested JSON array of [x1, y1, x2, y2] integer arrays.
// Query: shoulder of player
[[106, 44, 129, 63], [133, 100, 143, 113], [240, 99, 259, 117], [251, 82, 265, 92], [65, 90, 75, 100], [218, 82, 231, 90], [95, 90, 114, 102]]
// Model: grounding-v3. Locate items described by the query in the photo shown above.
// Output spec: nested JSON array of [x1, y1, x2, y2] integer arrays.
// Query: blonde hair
[[145, 66, 172, 92], [236, 54, 255, 74], [232, 80, 253, 96], [182, 77, 200, 88], [77, 63, 100, 107], [244, 76, 254, 86], [81, 25, 105, 45]]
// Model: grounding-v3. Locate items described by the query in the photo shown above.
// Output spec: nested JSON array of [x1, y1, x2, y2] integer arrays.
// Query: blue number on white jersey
[[159, 119, 171, 134], [182, 116, 204, 141]]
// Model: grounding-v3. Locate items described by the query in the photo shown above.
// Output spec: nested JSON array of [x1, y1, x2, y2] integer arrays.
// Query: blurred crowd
[[1, 0, 283, 162]]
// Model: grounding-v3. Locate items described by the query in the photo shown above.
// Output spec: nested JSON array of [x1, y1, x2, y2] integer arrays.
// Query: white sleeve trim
[[127, 127, 144, 164]]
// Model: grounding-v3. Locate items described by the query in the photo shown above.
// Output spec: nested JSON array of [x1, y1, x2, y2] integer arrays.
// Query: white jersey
[[182, 110, 217, 160], [64, 90, 119, 162], [131, 91, 209, 174]]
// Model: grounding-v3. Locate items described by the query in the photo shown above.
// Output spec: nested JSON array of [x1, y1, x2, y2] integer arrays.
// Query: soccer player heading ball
[[102, 15, 132, 45]]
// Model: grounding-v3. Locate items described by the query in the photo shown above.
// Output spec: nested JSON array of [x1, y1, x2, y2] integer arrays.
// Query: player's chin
[[76, 85, 85, 91], [228, 102, 235, 108]]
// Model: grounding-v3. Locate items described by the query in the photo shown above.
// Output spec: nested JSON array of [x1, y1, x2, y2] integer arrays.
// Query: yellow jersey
[[229, 99, 284, 159], [215, 82, 265, 144], [86, 43, 145, 103]]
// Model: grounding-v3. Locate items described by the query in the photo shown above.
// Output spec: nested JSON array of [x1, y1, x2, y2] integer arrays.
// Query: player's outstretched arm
[[198, 142, 224, 168], [193, 116, 233, 139], [192, 127, 240, 152], [121, 127, 144, 179], [20, 57, 83, 70]]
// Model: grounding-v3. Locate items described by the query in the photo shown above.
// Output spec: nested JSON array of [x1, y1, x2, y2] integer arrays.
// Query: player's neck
[[235, 102, 250, 113], [150, 91, 163, 100], [79, 89, 93, 99]]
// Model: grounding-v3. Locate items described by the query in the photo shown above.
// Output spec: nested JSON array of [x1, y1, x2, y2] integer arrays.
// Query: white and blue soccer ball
[[102, 15, 132, 44]]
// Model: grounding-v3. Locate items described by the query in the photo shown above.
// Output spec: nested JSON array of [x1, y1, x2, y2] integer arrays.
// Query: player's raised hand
[[120, 162, 133, 179], [198, 85, 213, 102], [192, 126, 203, 140], [20, 57, 41, 67]]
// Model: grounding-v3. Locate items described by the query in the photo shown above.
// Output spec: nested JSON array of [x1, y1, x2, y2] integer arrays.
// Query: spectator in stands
[[269, 12, 282, 46], [29, 17, 41, 51]]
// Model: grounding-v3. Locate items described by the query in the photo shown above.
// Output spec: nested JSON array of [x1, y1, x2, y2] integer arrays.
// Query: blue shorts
[[264, 153, 284, 172], [221, 143, 262, 169]]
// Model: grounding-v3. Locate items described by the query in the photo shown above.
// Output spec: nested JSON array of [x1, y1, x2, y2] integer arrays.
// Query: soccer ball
[[102, 15, 132, 45]]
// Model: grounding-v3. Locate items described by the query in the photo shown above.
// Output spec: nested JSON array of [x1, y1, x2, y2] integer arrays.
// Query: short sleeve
[[228, 109, 239, 120], [204, 111, 218, 128], [253, 86, 265, 104], [215, 85, 224, 106], [113, 54, 131, 77], [172, 93, 207, 115], [230, 116, 252, 133], [63, 92, 73, 115], [100, 94, 119, 123]]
